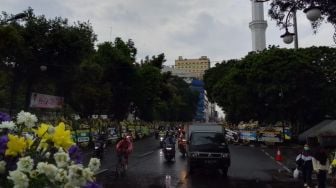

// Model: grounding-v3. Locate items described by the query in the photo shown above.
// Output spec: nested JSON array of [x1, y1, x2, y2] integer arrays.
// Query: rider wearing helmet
[[116, 135, 133, 168], [164, 131, 176, 147]]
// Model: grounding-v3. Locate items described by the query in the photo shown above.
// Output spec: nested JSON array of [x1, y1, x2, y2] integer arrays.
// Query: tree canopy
[[0, 8, 198, 122], [204, 46, 336, 132]]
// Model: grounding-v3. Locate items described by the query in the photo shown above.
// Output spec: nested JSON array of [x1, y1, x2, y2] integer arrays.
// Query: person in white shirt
[[296, 144, 314, 188]]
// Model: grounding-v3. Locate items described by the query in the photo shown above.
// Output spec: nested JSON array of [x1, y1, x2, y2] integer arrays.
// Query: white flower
[[45, 152, 51, 159], [29, 170, 39, 178], [22, 132, 34, 141], [67, 164, 86, 186], [17, 156, 34, 173], [88, 158, 100, 173], [0, 160, 6, 174], [17, 111, 38, 129], [0, 121, 16, 130], [64, 183, 80, 188], [36, 162, 48, 174], [36, 162, 58, 181], [7, 170, 29, 188], [83, 168, 94, 182], [55, 168, 68, 183], [47, 126, 55, 134], [54, 148, 70, 168]]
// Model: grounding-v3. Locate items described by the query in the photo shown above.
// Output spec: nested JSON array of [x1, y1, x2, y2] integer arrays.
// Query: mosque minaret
[[249, 0, 268, 51]]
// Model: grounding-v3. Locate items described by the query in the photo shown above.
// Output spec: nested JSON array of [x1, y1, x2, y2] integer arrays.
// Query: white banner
[[30, 92, 64, 109]]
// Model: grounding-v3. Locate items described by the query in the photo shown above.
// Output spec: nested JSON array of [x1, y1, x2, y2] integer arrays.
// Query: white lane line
[[165, 175, 172, 188], [261, 149, 291, 173], [137, 151, 155, 158]]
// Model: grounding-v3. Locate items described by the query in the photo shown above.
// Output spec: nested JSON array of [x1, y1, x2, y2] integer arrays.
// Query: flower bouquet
[[0, 111, 101, 188]]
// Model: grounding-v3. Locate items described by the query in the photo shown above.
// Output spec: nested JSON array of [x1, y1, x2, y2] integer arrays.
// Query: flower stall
[[0, 111, 102, 188]]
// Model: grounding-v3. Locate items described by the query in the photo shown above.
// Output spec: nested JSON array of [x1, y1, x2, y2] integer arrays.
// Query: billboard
[[30, 92, 64, 109]]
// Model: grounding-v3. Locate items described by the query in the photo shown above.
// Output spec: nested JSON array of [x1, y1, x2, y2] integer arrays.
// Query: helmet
[[304, 144, 310, 151]]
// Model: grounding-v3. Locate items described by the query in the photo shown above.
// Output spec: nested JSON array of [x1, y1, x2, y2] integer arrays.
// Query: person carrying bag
[[296, 144, 313, 188]]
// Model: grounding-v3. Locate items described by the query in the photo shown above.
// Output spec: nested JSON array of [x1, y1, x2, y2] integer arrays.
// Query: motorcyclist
[[116, 135, 133, 169], [164, 131, 176, 148]]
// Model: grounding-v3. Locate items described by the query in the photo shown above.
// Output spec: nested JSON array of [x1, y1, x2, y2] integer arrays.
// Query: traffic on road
[[91, 123, 304, 188]]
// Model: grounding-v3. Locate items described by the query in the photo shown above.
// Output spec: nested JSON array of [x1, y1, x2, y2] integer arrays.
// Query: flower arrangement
[[0, 111, 102, 188]]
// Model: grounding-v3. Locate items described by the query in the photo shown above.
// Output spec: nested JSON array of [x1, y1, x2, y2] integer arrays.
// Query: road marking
[[137, 151, 154, 158], [261, 149, 291, 173], [165, 175, 172, 188]]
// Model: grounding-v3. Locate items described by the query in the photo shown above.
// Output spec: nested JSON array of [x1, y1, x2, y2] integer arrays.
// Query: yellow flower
[[5, 134, 28, 157], [52, 122, 74, 150], [38, 139, 49, 152], [34, 123, 52, 140]]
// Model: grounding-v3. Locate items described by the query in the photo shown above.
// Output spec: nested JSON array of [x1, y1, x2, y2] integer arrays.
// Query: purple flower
[[0, 135, 8, 155], [68, 145, 83, 164], [83, 181, 102, 188], [0, 112, 11, 123]]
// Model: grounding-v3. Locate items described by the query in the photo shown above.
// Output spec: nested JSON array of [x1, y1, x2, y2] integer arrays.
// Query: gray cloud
[[1, 0, 334, 65]]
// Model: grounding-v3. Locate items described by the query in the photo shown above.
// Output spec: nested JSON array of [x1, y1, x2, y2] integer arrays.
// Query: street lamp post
[[256, 0, 322, 48], [1, 12, 27, 25]]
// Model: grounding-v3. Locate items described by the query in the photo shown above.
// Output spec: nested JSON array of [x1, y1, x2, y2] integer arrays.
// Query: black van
[[187, 131, 231, 177]]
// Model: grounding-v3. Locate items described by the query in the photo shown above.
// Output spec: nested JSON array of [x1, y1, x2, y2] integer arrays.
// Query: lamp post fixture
[[256, 0, 322, 48], [1, 12, 27, 25]]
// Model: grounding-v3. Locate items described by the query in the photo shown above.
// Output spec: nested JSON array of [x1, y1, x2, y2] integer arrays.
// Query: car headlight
[[94, 146, 99, 149], [160, 137, 164, 141], [221, 153, 230, 158], [166, 147, 172, 150]]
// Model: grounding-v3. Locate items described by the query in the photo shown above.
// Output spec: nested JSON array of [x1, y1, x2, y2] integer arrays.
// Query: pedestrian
[[312, 147, 330, 188], [296, 144, 314, 187], [330, 151, 336, 186]]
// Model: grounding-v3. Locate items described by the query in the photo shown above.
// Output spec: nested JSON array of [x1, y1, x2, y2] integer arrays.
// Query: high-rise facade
[[175, 56, 210, 80]]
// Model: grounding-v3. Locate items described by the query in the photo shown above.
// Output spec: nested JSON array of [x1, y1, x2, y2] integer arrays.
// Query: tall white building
[[249, 0, 268, 51]]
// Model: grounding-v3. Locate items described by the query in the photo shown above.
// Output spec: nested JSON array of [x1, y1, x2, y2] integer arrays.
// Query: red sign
[[30, 93, 64, 109]]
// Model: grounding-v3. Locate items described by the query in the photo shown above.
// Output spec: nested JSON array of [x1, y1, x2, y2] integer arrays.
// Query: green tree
[[204, 47, 336, 132], [95, 39, 137, 120], [134, 64, 162, 121], [0, 8, 96, 114]]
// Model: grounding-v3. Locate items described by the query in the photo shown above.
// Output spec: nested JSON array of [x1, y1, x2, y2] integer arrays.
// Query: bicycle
[[115, 154, 127, 178]]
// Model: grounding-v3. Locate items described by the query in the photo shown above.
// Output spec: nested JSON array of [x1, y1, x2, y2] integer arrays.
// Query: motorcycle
[[94, 134, 107, 159], [178, 138, 187, 157], [163, 144, 175, 162]]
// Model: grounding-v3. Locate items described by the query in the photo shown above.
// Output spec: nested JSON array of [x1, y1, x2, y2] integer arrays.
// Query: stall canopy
[[298, 120, 336, 142]]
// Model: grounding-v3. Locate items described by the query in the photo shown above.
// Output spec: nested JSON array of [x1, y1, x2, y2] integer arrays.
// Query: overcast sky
[[2, 0, 335, 65]]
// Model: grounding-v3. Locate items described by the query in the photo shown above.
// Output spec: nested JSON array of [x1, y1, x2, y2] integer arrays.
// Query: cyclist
[[116, 135, 133, 169]]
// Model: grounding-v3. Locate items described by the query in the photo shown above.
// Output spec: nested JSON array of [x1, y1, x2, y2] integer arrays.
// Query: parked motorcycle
[[163, 144, 175, 162]]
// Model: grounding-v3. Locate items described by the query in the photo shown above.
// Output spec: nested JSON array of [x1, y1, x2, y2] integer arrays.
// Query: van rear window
[[191, 132, 226, 146]]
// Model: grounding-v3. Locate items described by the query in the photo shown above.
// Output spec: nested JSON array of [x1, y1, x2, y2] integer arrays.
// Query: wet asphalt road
[[88, 136, 303, 188]]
